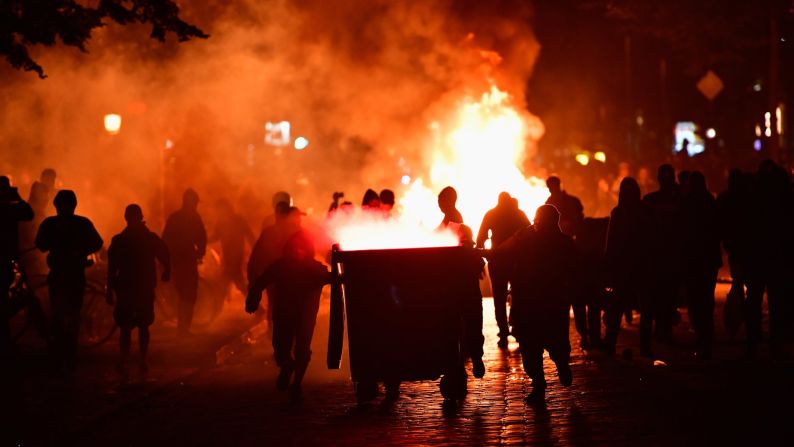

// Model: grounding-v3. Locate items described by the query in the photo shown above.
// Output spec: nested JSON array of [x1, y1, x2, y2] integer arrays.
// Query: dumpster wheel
[[439, 369, 468, 400], [355, 381, 379, 403]]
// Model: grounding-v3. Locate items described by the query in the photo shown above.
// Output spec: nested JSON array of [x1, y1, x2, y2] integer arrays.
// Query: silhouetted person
[[458, 224, 486, 378], [717, 169, 753, 340], [495, 205, 577, 404], [162, 188, 207, 336], [1, 176, 34, 355], [604, 178, 652, 355], [246, 231, 329, 400], [545, 176, 584, 238], [328, 192, 345, 214], [248, 203, 303, 324], [680, 172, 721, 359], [438, 186, 463, 227], [19, 169, 56, 276], [379, 189, 395, 215], [476, 191, 529, 348], [574, 216, 610, 350], [211, 198, 255, 296], [106, 205, 170, 379], [643, 164, 682, 345], [261, 191, 292, 230], [745, 160, 794, 357], [362, 189, 380, 209], [35, 190, 103, 371]]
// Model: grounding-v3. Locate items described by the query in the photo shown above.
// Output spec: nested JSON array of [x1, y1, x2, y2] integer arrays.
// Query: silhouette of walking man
[[494, 204, 576, 404], [162, 189, 206, 337], [211, 198, 255, 296], [107, 204, 171, 379], [35, 190, 103, 371], [246, 230, 329, 400], [604, 178, 652, 355], [680, 172, 721, 359], [476, 191, 529, 348], [643, 164, 682, 348], [545, 176, 584, 238]]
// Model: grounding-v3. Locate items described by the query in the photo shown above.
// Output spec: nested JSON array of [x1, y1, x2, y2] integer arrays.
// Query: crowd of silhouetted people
[[3, 159, 794, 406]]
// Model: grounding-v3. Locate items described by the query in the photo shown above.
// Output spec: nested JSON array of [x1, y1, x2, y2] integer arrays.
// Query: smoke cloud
[[0, 0, 540, 237]]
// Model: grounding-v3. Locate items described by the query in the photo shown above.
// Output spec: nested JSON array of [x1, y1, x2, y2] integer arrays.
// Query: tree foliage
[[0, 0, 208, 78]]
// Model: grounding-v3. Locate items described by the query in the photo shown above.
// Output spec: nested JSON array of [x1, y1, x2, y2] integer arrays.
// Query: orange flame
[[401, 84, 547, 237], [328, 83, 546, 251]]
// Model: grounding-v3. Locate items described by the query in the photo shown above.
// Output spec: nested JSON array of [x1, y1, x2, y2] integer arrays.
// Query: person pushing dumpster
[[246, 227, 330, 401], [492, 204, 577, 404]]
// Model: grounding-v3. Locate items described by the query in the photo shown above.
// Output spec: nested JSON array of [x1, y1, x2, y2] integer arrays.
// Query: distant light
[[636, 115, 644, 126], [104, 114, 122, 135], [776, 105, 783, 135], [765, 127, 772, 138], [401, 175, 411, 185], [265, 121, 291, 146], [754, 139, 762, 151], [705, 128, 717, 139], [165, 139, 174, 150], [575, 153, 590, 166], [755, 125, 762, 137], [593, 151, 606, 163], [753, 82, 762, 92], [294, 136, 309, 150]]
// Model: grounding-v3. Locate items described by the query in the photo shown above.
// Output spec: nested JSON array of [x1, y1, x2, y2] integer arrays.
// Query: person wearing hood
[[107, 204, 171, 379]]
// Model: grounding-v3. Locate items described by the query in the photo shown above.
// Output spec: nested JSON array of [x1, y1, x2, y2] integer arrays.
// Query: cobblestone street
[[11, 285, 794, 446]]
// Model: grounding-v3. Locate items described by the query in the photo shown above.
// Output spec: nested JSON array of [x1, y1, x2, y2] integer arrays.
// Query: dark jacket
[[108, 222, 170, 291], [162, 208, 207, 267], [35, 214, 103, 274], [476, 205, 530, 249]]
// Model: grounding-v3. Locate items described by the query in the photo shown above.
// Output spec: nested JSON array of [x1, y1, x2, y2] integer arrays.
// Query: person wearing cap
[[162, 188, 207, 337], [493, 204, 577, 404], [107, 204, 171, 380], [35, 189, 103, 371]]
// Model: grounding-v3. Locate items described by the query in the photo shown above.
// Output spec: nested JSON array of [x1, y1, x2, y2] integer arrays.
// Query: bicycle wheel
[[78, 280, 117, 347]]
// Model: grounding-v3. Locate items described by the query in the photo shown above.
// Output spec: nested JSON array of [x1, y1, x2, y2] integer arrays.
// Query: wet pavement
[[8, 284, 794, 446]]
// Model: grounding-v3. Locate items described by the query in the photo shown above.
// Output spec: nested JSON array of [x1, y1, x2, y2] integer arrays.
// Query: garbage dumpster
[[327, 244, 476, 401]]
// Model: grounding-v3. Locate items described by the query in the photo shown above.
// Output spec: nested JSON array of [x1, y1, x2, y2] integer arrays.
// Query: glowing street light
[[575, 153, 590, 166], [104, 114, 122, 135], [593, 151, 606, 163], [294, 136, 309, 150], [705, 128, 717, 139]]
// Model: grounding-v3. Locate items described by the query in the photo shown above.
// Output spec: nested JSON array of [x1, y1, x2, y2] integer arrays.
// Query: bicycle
[[154, 248, 226, 328], [8, 251, 117, 348]]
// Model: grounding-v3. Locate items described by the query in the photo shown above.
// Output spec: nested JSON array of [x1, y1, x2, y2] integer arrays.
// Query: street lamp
[[104, 114, 122, 135]]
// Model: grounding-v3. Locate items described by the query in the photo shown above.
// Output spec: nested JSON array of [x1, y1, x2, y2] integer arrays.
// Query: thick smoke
[[0, 0, 540, 237]]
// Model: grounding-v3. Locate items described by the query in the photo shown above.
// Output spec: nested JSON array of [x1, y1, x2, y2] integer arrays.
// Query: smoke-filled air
[[0, 0, 547, 243]]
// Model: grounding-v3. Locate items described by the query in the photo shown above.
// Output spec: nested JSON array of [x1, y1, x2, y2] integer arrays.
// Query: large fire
[[400, 85, 548, 238], [329, 84, 548, 251]]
